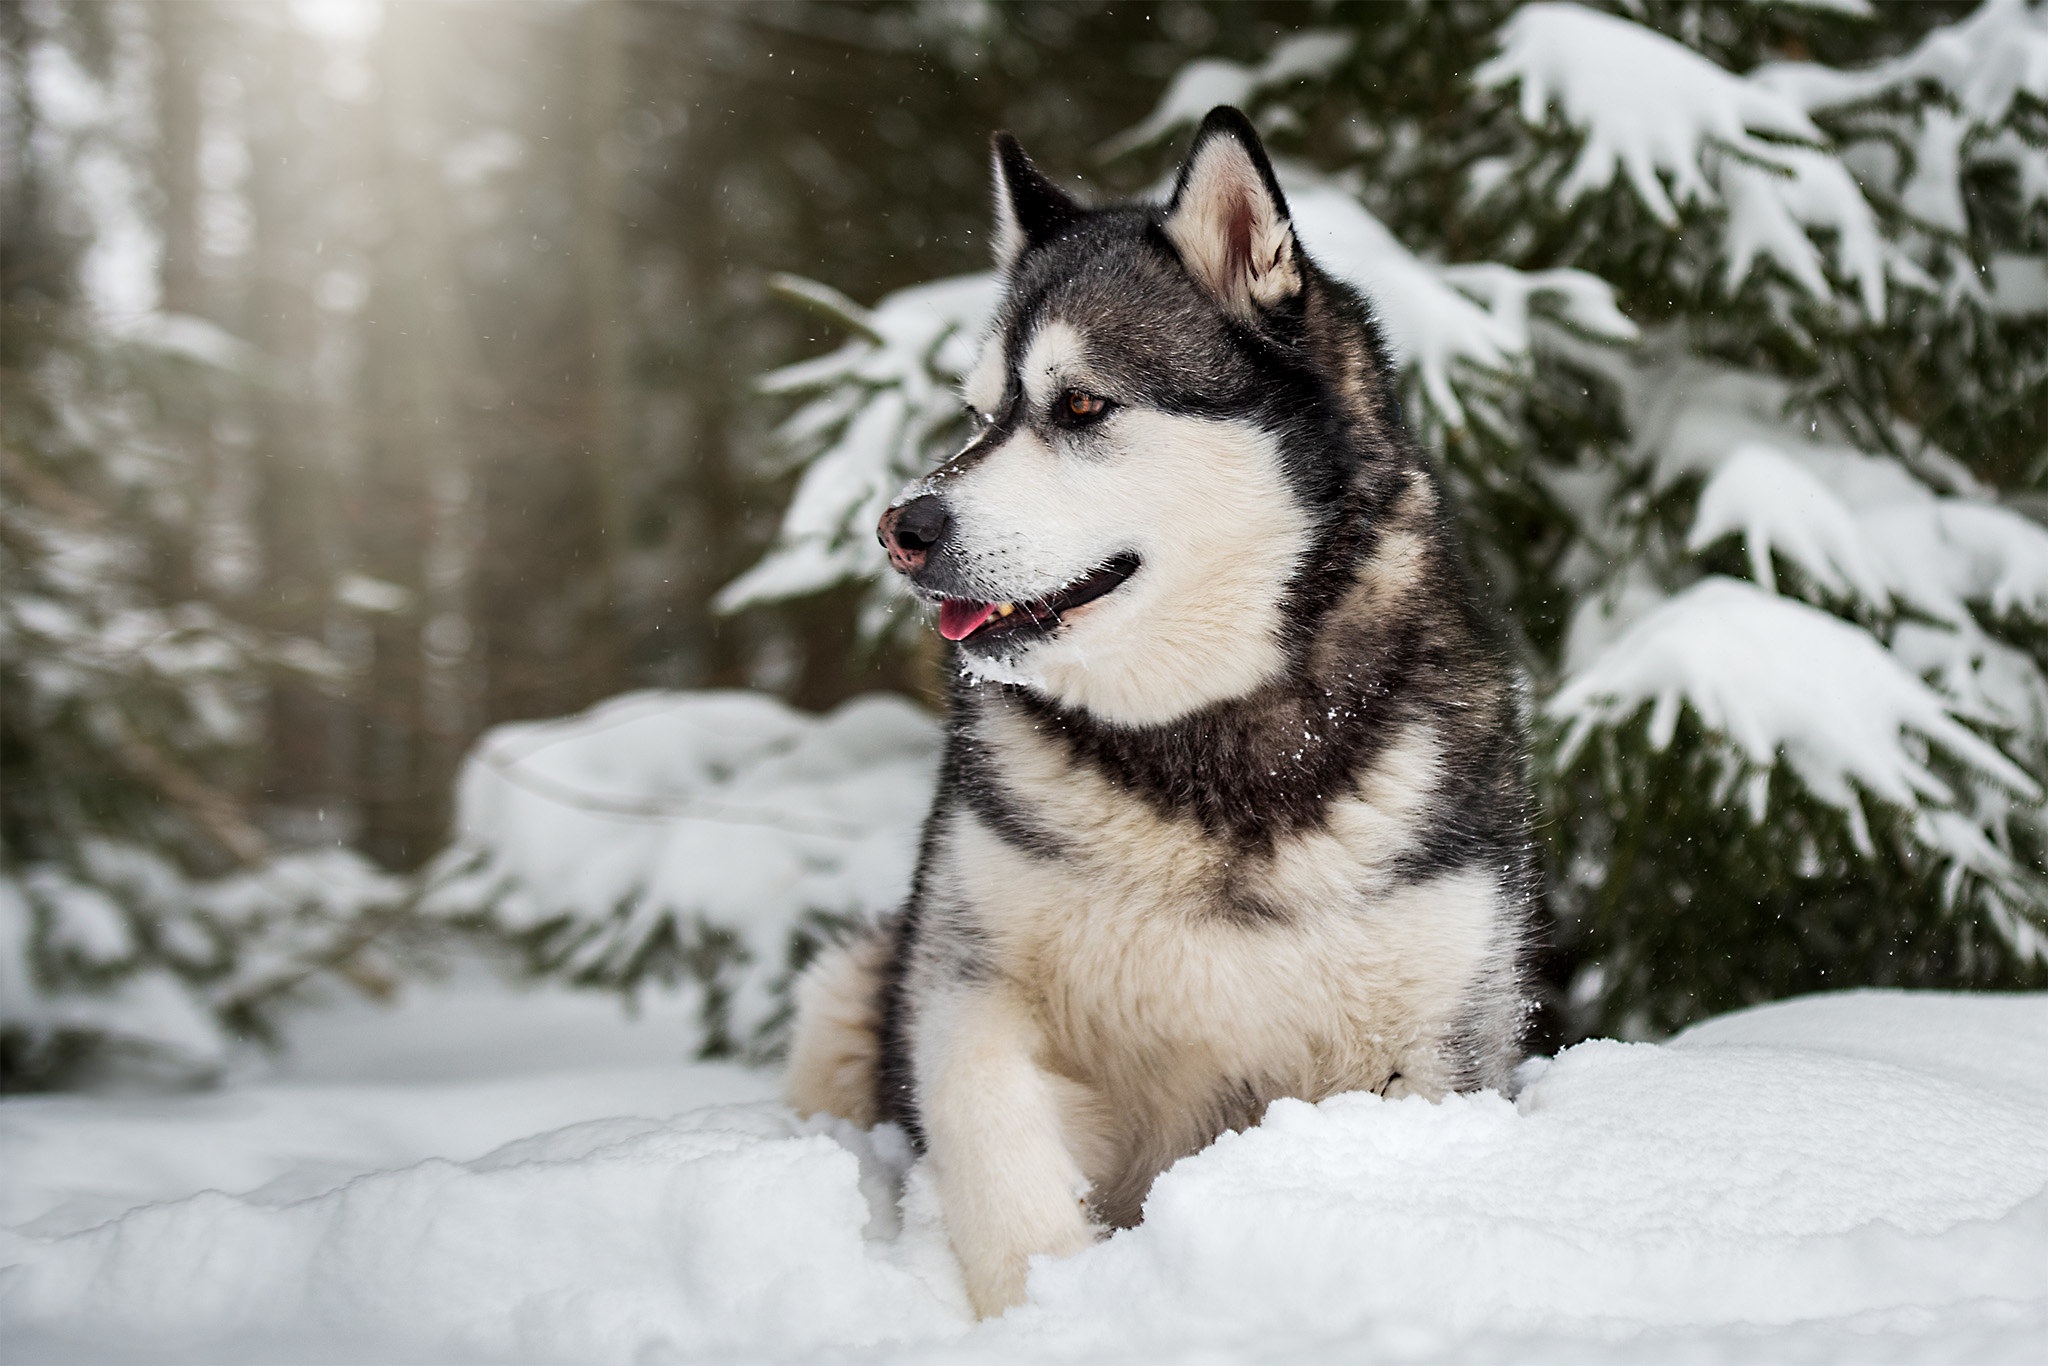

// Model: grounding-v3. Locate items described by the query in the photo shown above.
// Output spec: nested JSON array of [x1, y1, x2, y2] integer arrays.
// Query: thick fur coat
[[784, 107, 1538, 1317]]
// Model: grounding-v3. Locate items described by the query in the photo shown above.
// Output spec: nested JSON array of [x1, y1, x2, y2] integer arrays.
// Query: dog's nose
[[878, 495, 949, 574]]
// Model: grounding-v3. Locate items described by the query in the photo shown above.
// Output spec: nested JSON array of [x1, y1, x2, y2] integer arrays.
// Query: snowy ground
[[4, 980, 2046, 1365]]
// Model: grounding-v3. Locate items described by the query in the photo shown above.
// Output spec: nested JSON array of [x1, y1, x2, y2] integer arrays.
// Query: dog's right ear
[[1163, 107, 1301, 321], [991, 133, 1080, 272]]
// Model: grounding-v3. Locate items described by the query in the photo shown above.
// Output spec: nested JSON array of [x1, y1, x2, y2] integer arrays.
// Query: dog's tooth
[[997, 602, 1015, 617]]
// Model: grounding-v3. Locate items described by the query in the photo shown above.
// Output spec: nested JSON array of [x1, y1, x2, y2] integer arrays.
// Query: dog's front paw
[[961, 1214, 1101, 1318], [1381, 1072, 1421, 1100]]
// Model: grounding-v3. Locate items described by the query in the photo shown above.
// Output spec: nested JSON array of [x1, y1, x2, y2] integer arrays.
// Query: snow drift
[[4, 988, 2046, 1364], [421, 690, 940, 1052]]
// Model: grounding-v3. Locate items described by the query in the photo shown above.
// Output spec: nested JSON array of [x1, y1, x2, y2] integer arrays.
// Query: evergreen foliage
[[1, 5, 404, 1089], [735, 0, 2048, 1038]]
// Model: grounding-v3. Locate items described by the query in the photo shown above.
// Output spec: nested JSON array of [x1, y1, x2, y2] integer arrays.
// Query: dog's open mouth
[[935, 554, 1141, 644]]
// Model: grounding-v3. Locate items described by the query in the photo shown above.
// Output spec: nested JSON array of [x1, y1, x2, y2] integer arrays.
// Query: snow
[[1550, 576, 2037, 828], [1098, 30, 1354, 160], [1866, 501, 2048, 625], [1987, 253, 2048, 317], [111, 312, 260, 372], [1477, 3, 1822, 224], [422, 690, 939, 1050], [1758, 0, 2048, 127], [1719, 143, 1893, 315], [0, 986, 762, 1240], [6, 986, 2047, 1364], [1478, 2, 1914, 316], [1617, 353, 2048, 632], [1285, 177, 1635, 426], [1540, 337, 2048, 950], [1686, 443, 1890, 604], [1901, 109, 1973, 235], [3, 848, 409, 1078], [1760, 0, 1875, 14], [23, 16, 163, 325], [333, 571, 415, 616], [1748, 0, 2048, 310]]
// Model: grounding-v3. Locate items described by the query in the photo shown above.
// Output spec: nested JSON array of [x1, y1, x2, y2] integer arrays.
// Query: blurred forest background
[[5, 0, 1303, 1084], [8, 0, 2048, 1089], [6, 0, 1242, 868]]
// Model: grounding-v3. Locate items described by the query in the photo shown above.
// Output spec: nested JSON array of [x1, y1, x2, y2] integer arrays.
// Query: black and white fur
[[785, 107, 1538, 1317]]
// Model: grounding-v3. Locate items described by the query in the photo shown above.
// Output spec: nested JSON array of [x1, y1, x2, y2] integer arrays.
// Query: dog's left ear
[[1163, 107, 1302, 320], [991, 132, 1081, 273]]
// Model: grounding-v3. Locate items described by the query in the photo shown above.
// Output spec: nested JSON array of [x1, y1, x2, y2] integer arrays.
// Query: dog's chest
[[942, 705, 1491, 1079]]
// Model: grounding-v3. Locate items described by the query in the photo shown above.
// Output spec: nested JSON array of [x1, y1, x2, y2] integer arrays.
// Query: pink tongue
[[938, 599, 997, 641]]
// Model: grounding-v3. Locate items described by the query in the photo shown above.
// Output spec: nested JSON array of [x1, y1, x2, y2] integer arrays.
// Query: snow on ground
[[5, 985, 2047, 1364]]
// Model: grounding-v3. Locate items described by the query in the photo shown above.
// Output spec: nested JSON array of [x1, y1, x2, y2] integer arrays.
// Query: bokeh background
[[7, 0, 2048, 1091]]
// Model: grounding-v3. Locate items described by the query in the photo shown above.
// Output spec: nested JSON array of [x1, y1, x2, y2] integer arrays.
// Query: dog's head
[[880, 107, 1382, 726]]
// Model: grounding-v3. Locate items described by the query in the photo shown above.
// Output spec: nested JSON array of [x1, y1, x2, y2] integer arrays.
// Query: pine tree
[[1, 4, 404, 1090], [730, 1, 2048, 1039]]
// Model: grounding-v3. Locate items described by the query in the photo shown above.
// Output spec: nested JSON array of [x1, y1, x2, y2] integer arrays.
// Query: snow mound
[[1014, 993, 2048, 1354], [1, 1108, 966, 1363], [4, 990, 2046, 1364], [422, 690, 939, 1046]]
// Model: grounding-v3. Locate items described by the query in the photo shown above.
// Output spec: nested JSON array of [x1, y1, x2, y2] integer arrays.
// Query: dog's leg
[[916, 984, 1101, 1317]]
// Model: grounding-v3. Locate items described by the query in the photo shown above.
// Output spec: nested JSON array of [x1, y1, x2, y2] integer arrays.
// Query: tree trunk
[[355, 1, 479, 867], [153, 2, 204, 318], [579, 0, 630, 699], [243, 6, 343, 831]]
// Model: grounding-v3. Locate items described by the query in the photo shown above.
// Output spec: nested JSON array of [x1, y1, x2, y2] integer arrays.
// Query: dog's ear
[[991, 133, 1080, 272], [1163, 107, 1302, 319]]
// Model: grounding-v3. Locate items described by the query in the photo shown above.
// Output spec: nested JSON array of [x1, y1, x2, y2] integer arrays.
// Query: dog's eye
[[1060, 390, 1111, 424]]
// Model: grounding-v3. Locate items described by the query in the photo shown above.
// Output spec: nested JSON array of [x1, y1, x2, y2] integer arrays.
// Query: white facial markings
[[940, 409, 1313, 724], [1018, 319, 1092, 412], [955, 317, 1091, 435], [962, 334, 1008, 419]]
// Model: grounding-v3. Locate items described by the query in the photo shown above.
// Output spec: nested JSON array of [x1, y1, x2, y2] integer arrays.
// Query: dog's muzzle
[[878, 494, 949, 575]]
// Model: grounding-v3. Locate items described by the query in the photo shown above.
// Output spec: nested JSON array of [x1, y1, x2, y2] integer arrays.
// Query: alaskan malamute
[[786, 106, 1537, 1316]]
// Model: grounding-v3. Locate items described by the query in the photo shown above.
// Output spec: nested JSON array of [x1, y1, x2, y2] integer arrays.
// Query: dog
[[785, 106, 1538, 1318]]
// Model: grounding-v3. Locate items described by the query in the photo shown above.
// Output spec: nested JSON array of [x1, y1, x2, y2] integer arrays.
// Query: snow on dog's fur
[[787, 107, 1539, 1317]]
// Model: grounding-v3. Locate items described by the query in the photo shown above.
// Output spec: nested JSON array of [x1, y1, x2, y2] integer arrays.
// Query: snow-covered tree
[[2, 6, 406, 1089], [728, 2, 2048, 1038], [420, 690, 939, 1059]]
